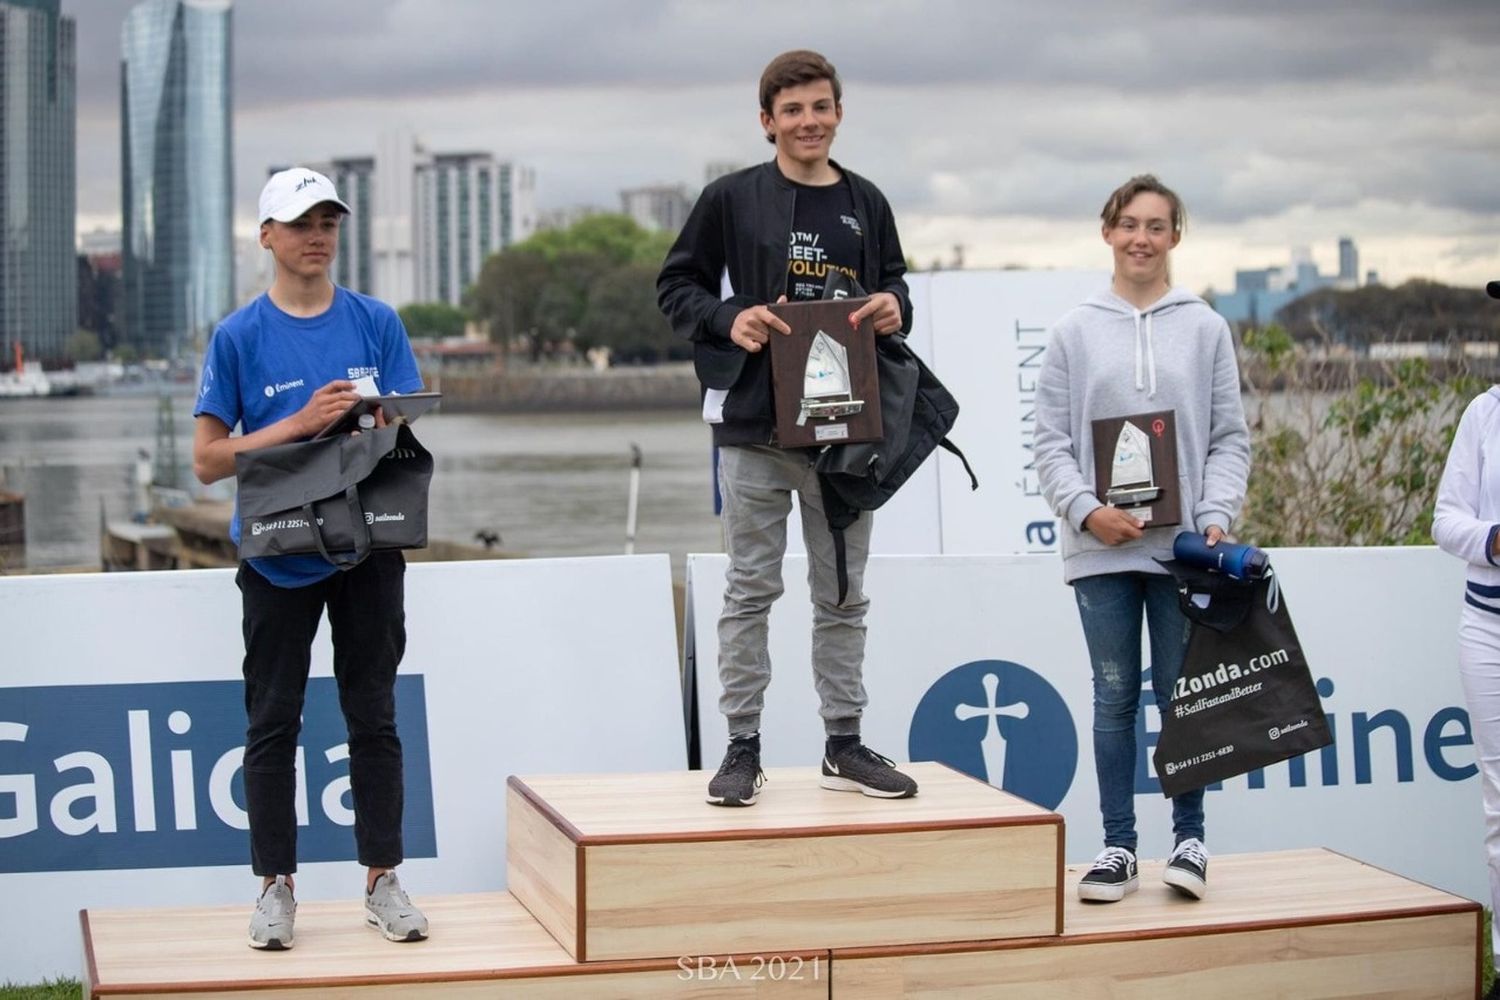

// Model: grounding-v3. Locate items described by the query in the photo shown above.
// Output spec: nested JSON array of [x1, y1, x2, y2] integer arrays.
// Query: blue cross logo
[[908, 659, 1078, 809]]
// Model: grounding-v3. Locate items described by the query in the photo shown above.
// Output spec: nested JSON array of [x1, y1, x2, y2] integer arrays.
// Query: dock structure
[[0, 489, 23, 571]]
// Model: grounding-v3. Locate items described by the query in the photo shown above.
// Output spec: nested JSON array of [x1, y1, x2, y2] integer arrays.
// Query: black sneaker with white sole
[[706, 738, 764, 806], [820, 742, 918, 799], [1163, 837, 1208, 899], [1078, 846, 1139, 902]]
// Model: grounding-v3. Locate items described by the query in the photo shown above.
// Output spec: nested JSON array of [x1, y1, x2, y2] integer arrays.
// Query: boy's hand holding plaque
[[767, 297, 883, 448]]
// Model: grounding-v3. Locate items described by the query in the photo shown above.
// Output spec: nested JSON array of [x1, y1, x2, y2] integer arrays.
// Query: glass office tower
[[121, 0, 231, 360], [0, 0, 76, 364]]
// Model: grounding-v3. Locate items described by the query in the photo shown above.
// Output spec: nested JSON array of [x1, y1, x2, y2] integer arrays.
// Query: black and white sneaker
[[820, 742, 918, 799], [706, 738, 764, 807], [1163, 837, 1209, 899], [1078, 846, 1139, 902]]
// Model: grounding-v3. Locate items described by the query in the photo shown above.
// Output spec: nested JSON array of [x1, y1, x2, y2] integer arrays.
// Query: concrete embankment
[[433, 364, 700, 413]]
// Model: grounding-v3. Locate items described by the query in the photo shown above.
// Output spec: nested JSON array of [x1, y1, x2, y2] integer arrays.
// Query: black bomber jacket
[[656, 159, 912, 447]]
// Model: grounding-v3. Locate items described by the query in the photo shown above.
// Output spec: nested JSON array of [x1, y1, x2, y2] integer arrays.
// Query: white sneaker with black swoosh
[[365, 871, 429, 942], [248, 875, 295, 950]]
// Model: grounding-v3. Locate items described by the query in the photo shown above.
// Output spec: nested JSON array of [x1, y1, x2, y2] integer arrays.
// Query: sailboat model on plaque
[[767, 297, 882, 448], [1089, 409, 1182, 526], [802, 331, 862, 421]]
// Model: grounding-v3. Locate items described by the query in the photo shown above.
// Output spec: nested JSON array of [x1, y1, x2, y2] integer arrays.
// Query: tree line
[[460, 213, 683, 364], [1272, 279, 1500, 346]]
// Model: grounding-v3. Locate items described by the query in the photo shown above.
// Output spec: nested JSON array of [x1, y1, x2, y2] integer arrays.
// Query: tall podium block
[[506, 762, 1063, 962]]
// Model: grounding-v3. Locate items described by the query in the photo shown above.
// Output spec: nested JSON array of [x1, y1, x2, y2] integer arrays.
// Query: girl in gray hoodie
[[1034, 175, 1250, 904]]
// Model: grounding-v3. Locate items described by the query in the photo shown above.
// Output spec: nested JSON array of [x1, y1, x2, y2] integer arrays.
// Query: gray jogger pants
[[716, 444, 872, 737]]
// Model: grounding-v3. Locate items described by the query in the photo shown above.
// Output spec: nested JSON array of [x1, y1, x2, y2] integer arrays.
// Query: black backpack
[[813, 332, 978, 604]]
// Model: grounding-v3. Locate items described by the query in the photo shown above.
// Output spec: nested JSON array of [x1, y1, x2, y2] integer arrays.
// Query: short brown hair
[[1100, 174, 1187, 236], [759, 49, 842, 116]]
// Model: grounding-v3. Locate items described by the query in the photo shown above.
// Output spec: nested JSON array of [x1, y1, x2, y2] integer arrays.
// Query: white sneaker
[[365, 871, 429, 942], [248, 875, 295, 950]]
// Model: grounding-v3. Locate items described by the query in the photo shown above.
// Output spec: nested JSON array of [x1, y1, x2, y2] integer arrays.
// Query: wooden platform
[[81, 891, 828, 999], [506, 762, 1063, 961], [80, 761, 1484, 997], [832, 848, 1482, 998]]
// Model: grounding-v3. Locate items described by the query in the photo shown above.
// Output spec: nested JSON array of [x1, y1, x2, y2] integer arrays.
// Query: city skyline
[[60, 0, 1500, 296], [1, 0, 76, 361]]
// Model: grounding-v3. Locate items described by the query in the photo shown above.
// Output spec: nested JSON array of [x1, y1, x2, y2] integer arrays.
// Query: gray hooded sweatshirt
[[1034, 286, 1250, 583]]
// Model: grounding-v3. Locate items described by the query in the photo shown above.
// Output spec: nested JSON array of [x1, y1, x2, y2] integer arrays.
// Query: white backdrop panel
[[688, 547, 1483, 905], [0, 556, 684, 982]]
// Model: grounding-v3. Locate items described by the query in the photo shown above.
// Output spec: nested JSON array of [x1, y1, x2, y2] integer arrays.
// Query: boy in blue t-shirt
[[193, 168, 429, 950]]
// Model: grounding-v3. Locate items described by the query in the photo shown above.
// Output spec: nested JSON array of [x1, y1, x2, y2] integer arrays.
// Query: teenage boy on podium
[[658, 50, 918, 807], [192, 168, 429, 950]]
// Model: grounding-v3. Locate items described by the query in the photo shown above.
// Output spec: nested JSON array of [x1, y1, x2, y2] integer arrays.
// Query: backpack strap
[[818, 472, 861, 607], [941, 438, 979, 491]]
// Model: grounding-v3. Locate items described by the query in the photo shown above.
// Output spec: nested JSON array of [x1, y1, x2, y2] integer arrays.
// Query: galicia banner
[[1, 677, 435, 874]]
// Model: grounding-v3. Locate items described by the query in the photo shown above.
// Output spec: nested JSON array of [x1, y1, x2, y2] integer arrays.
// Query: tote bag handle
[[302, 484, 372, 570]]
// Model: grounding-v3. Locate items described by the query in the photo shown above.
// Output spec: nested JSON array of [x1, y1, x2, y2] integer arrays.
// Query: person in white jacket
[[1034, 175, 1250, 905], [1432, 384, 1500, 988]]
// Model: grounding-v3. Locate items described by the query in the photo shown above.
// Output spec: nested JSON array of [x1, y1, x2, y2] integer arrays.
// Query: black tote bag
[[1153, 568, 1332, 797], [235, 422, 433, 568]]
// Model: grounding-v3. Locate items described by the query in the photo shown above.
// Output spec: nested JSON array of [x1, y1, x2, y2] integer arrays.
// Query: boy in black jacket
[[658, 49, 917, 806]]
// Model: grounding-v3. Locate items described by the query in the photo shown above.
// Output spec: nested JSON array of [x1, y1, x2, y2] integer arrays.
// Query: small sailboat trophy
[[1105, 420, 1161, 506], [797, 330, 865, 426]]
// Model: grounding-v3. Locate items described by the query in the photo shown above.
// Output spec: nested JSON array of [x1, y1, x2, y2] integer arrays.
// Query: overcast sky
[[63, 0, 1500, 295]]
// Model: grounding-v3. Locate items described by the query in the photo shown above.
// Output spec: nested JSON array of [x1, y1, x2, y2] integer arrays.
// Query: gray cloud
[[67, 1, 1500, 110], [61, 0, 1500, 288]]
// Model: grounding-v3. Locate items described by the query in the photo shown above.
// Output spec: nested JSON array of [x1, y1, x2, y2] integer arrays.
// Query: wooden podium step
[[831, 848, 1482, 998], [81, 891, 829, 998], [506, 761, 1063, 962]]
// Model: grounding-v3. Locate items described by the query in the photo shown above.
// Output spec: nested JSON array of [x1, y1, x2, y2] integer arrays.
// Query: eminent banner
[[686, 547, 1484, 906], [0, 557, 685, 983]]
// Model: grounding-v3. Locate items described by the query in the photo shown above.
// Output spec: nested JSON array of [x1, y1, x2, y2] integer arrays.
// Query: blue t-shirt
[[193, 287, 424, 588]]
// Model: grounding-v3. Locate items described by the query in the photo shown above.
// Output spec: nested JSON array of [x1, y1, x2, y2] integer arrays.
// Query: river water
[[0, 392, 725, 573]]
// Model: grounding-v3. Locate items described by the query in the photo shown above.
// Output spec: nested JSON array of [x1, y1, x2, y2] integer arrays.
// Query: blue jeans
[[1073, 572, 1203, 853]]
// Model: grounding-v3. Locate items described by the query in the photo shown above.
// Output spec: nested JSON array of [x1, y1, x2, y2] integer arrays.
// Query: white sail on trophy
[[1105, 420, 1162, 506], [797, 330, 864, 426]]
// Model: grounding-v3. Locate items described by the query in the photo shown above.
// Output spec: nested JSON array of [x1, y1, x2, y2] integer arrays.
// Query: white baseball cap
[[258, 168, 351, 224]]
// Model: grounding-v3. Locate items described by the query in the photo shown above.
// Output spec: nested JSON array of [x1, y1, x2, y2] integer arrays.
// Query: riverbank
[[0, 399, 723, 574], [433, 362, 699, 412]]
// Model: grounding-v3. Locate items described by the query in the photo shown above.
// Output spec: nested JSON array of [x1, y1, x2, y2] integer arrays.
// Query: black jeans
[[237, 552, 407, 876]]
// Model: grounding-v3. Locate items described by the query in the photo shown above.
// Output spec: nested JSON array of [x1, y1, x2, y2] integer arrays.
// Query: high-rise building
[[1215, 242, 1350, 326], [1338, 236, 1359, 288], [321, 156, 375, 295], [417, 153, 536, 305], [294, 133, 535, 308], [0, 0, 76, 364], [120, 0, 233, 360], [620, 184, 693, 233]]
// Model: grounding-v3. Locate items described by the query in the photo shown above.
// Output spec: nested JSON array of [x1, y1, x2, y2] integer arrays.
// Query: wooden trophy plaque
[[767, 297, 883, 448], [1090, 409, 1182, 527]]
